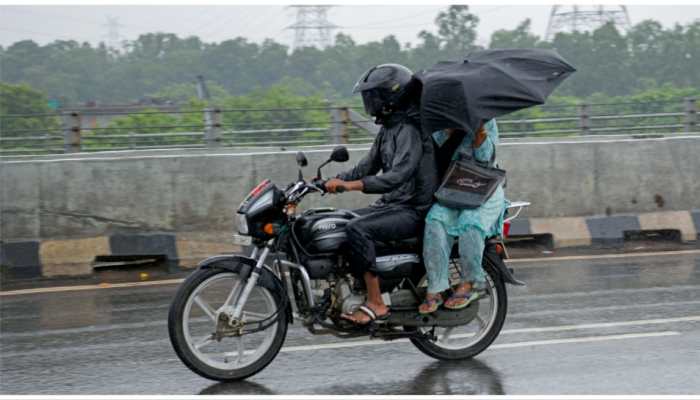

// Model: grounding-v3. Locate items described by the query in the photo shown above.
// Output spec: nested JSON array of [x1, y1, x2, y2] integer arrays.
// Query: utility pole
[[286, 6, 338, 50], [545, 5, 631, 41], [196, 76, 221, 147]]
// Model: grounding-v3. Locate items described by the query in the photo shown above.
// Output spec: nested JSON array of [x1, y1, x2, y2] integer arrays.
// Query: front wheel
[[168, 267, 288, 381], [410, 258, 507, 360]]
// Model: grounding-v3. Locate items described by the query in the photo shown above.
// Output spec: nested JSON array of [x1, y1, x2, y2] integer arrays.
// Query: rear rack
[[504, 201, 530, 223]]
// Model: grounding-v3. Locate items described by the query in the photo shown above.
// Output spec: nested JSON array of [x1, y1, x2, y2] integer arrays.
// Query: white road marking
[[2, 312, 694, 355], [512, 300, 700, 318], [279, 331, 680, 353], [501, 315, 700, 334], [0, 279, 186, 296], [510, 284, 700, 301], [490, 331, 680, 349], [506, 249, 700, 264]]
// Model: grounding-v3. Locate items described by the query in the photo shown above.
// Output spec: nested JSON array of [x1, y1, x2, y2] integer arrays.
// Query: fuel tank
[[293, 208, 356, 254]]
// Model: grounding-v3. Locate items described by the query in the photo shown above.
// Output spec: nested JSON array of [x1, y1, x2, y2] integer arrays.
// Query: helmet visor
[[361, 89, 385, 117]]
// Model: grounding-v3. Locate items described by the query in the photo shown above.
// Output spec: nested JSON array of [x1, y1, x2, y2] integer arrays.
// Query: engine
[[333, 277, 366, 315]]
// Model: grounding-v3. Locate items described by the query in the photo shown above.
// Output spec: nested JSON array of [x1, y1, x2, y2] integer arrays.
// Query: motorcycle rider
[[324, 64, 437, 325]]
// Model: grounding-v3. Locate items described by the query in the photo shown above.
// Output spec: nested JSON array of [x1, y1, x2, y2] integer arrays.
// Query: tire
[[409, 259, 507, 360], [168, 267, 288, 381]]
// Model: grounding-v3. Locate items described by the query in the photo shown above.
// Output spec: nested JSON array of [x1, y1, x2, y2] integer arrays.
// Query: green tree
[[2, 8, 700, 104], [0, 82, 60, 135], [489, 19, 541, 49], [435, 5, 480, 57]]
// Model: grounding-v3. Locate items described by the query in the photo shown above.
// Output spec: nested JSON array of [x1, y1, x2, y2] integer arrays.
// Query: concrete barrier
[[2, 135, 699, 279]]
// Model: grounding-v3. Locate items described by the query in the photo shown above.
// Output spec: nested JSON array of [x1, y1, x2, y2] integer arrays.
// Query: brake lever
[[310, 178, 327, 193]]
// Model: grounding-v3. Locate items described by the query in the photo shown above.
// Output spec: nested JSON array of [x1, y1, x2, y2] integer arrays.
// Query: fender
[[484, 244, 526, 286], [197, 255, 293, 323]]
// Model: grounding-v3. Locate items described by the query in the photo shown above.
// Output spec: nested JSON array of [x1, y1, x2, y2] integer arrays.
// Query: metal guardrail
[[0, 98, 696, 155]]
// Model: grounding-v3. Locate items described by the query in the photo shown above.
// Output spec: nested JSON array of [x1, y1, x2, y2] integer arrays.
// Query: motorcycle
[[168, 146, 528, 381]]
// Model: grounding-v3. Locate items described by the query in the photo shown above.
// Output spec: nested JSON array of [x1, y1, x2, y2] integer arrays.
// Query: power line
[[342, 7, 437, 29], [194, 7, 256, 39], [0, 7, 152, 31], [342, 21, 435, 31], [0, 26, 80, 41]]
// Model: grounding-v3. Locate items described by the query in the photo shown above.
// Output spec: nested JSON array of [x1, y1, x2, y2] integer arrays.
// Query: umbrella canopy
[[417, 48, 576, 136]]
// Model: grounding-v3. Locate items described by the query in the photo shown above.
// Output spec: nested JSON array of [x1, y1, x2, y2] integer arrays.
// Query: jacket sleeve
[[336, 133, 382, 181], [361, 124, 422, 194]]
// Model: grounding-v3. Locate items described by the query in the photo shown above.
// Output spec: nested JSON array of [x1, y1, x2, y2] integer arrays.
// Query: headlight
[[237, 214, 249, 235]]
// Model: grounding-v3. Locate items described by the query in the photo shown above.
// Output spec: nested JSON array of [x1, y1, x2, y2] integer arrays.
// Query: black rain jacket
[[336, 109, 438, 212]]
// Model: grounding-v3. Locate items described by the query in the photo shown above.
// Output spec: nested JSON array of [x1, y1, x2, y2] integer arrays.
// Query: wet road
[[2, 250, 699, 395]]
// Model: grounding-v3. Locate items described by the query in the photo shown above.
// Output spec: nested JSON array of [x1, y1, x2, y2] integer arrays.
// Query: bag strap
[[458, 141, 496, 168]]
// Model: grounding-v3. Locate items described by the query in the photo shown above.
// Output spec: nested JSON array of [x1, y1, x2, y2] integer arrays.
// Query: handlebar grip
[[312, 179, 327, 193]]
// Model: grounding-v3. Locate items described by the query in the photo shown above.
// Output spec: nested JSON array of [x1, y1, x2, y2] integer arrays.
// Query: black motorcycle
[[168, 146, 528, 381]]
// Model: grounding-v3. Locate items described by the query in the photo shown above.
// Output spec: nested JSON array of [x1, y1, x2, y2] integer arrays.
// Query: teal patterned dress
[[423, 119, 508, 293]]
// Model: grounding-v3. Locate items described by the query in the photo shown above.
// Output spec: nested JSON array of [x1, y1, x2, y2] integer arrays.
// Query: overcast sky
[[1, 5, 699, 49]]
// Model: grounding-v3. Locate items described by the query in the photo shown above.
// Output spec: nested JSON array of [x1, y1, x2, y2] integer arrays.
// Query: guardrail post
[[330, 106, 350, 144], [684, 98, 697, 133], [62, 112, 81, 153], [578, 103, 591, 135], [204, 108, 222, 147], [128, 131, 135, 149]]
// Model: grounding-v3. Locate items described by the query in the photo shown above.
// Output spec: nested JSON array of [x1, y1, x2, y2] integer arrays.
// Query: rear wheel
[[168, 267, 288, 381], [409, 258, 507, 360]]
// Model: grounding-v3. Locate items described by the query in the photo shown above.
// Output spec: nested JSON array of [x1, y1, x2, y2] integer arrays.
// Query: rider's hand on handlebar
[[324, 178, 346, 194]]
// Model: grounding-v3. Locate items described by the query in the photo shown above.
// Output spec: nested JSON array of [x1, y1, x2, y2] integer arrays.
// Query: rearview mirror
[[296, 152, 308, 167], [330, 146, 349, 163]]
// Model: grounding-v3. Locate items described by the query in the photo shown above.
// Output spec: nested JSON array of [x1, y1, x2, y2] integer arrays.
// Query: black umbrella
[[417, 48, 576, 136]]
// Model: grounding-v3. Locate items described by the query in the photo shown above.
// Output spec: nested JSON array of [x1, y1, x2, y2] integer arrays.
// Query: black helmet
[[353, 63, 416, 118]]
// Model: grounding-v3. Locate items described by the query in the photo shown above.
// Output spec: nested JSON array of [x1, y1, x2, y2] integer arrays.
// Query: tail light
[[503, 220, 511, 238]]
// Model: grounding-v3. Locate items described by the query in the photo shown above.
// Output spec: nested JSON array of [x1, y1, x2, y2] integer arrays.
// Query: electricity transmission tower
[[103, 15, 124, 50], [286, 6, 338, 50], [545, 5, 631, 41]]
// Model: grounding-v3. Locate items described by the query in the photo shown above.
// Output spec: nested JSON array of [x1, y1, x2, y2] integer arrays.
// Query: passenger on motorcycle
[[419, 120, 509, 314], [324, 63, 438, 325]]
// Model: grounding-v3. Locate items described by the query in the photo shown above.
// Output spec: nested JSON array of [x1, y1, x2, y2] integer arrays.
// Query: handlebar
[[310, 179, 344, 193], [311, 178, 327, 193]]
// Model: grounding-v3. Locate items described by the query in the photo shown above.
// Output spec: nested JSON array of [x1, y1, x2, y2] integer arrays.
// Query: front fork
[[215, 242, 274, 329], [221, 239, 311, 328], [229, 246, 270, 320]]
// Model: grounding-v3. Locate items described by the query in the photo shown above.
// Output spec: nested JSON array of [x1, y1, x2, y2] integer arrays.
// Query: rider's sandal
[[418, 293, 444, 315], [444, 291, 480, 310], [341, 304, 390, 326]]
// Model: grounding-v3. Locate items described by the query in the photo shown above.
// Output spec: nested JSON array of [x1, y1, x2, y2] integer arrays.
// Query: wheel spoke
[[475, 314, 486, 330], [236, 337, 245, 365], [439, 327, 454, 344], [194, 334, 214, 350], [182, 271, 281, 371], [221, 281, 242, 309], [193, 295, 216, 322], [243, 310, 269, 321]]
